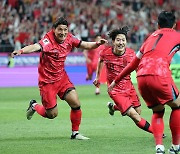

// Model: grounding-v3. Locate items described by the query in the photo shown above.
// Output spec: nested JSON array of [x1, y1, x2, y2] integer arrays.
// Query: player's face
[[113, 34, 127, 53], [53, 25, 68, 43]]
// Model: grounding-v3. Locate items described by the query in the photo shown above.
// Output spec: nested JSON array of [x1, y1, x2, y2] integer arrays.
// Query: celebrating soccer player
[[11, 17, 107, 140], [93, 26, 153, 134], [108, 11, 180, 154], [83, 34, 106, 95]]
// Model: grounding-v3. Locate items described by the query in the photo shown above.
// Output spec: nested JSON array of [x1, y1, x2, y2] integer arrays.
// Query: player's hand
[[108, 80, 116, 92], [96, 39, 108, 46], [93, 79, 100, 88], [11, 50, 22, 58]]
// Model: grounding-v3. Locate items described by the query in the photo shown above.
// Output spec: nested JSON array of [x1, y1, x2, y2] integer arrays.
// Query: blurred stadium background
[[0, 0, 180, 87], [0, 1, 180, 154]]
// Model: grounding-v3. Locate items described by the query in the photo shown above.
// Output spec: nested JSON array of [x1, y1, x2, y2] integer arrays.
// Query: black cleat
[[26, 100, 36, 120], [71, 133, 90, 140], [107, 102, 115, 116]]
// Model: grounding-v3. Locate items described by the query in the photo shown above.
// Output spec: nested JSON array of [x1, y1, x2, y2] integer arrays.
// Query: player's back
[[137, 28, 180, 77]]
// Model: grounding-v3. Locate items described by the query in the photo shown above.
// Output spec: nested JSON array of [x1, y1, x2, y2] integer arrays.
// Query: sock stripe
[[144, 121, 150, 131]]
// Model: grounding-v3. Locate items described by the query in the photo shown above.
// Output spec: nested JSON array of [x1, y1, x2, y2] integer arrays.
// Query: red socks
[[151, 111, 164, 145], [34, 104, 47, 117], [169, 108, 180, 145], [136, 118, 153, 133], [70, 108, 82, 131]]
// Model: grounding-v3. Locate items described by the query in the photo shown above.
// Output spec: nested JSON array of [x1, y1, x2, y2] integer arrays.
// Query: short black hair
[[158, 11, 175, 28], [53, 17, 69, 28], [108, 26, 129, 41], [94, 33, 101, 38]]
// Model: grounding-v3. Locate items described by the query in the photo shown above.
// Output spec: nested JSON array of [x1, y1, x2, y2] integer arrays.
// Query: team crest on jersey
[[43, 39, 50, 44]]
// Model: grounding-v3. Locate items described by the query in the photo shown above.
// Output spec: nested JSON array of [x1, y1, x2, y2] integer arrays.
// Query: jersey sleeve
[[71, 35, 81, 48], [127, 48, 136, 63], [114, 56, 140, 83], [99, 49, 105, 61], [38, 37, 52, 52], [136, 50, 143, 59]]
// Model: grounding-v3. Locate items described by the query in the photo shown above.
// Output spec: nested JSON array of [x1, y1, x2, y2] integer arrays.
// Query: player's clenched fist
[[96, 39, 108, 46], [11, 50, 23, 58]]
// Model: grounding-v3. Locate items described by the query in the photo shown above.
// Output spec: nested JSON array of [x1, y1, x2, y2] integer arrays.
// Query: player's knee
[[46, 112, 58, 119], [127, 108, 141, 123], [135, 107, 141, 115]]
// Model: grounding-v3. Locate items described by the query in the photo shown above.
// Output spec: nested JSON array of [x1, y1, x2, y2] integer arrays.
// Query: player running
[[93, 26, 153, 134], [11, 17, 107, 140], [108, 11, 180, 154], [83, 34, 106, 95]]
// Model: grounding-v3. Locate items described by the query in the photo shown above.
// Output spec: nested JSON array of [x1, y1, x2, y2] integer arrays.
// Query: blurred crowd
[[0, 0, 180, 52]]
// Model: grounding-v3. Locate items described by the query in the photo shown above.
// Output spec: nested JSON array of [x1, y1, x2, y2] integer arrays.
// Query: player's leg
[[86, 63, 93, 80], [166, 95, 180, 154], [109, 93, 152, 133], [64, 89, 89, 140], [151, 105, 165, 154], [137, 75, 176, 154], [134, 106, 141, 115], [126, 107, 153, 134], [26, 83, 58, 120]]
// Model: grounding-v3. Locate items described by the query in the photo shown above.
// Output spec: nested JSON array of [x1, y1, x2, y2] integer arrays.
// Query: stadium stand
[[0, 0, 180, 53]]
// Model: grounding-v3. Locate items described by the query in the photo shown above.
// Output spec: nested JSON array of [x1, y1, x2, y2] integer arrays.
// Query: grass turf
[[0, 83, 179, 154]]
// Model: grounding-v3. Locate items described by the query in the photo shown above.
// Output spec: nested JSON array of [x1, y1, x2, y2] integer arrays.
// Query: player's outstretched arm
[[80, 39, 108, 50], [11, 43, 41, 58], [93, 58, 103, 88]]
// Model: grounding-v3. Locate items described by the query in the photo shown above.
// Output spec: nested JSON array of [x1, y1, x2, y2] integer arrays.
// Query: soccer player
[[93, 26, 153, 135], [83, 34, 106, 95], [11, 17, 107, 140], [108, 11, 180, 154]]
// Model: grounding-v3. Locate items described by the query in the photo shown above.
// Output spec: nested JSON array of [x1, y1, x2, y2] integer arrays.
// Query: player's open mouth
[[117, 45, 124, 49]]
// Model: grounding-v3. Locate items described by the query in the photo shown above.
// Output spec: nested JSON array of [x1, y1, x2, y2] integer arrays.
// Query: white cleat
[[156, 145, 165, 154], [71, 133, 90, 140], [168, 145, 180, 154], [95, 87, 100, 95]]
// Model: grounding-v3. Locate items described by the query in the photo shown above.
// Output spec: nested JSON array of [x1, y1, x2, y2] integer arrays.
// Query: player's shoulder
[[66, 33, 79, 41], [100, 45, 112, 54], [42, 30, 54, 44], [104, 45, 112, 52], [126, 47, 134, 52], [125, 47, 135, 54]]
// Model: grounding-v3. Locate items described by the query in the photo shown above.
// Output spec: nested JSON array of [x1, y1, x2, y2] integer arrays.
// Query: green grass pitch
[[0, 83, 180, 154]]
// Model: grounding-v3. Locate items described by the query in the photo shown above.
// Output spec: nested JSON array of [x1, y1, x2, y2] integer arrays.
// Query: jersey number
[[107, 63, 114, 70], [150, 33, 163, 51]]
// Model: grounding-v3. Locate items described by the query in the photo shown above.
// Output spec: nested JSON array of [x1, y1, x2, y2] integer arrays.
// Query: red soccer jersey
[[87, 45, 106, 65], [38, 30, 81, 84], [100, 46, 136, 93], [137, 28, 180, 77]]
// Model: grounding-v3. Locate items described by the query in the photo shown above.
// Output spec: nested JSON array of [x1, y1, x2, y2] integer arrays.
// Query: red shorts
[[39, 73, 75, 109], [109, 88, 140, 116], [137, 75, 179, 108], [86, 62, 97, 76]]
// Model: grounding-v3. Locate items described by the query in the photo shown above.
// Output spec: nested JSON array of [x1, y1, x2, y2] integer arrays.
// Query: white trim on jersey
[[136, 51, 143, 59]]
